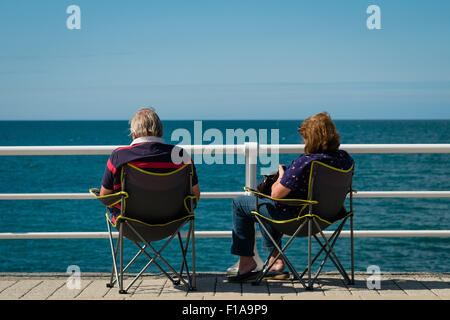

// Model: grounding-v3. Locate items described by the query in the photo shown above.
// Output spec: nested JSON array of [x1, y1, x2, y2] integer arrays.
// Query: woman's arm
[[271, 165, 291, 199]]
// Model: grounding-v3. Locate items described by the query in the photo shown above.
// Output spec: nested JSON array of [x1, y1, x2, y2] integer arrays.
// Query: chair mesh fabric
[[123, 164, 192, 224], [257, 162, 353, 237], [309, 162, 353, 223], [114, 164, 194, 242]]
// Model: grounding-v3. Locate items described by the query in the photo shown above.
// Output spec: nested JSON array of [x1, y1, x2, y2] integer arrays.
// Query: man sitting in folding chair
[[91, 108, 200, 293], [228, 112, 354, 287]]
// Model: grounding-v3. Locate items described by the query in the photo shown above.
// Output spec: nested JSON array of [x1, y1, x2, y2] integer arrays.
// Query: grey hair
[[129, 108, 163, 138]]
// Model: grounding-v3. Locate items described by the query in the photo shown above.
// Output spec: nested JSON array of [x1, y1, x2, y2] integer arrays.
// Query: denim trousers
[[231, 195, 296, 257]]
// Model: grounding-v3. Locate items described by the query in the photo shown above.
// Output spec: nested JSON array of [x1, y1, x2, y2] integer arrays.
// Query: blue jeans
[[231, 195, 296, 257]]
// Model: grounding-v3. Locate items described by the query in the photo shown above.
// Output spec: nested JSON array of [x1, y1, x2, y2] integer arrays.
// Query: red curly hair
[[298, 112, 341, 154]]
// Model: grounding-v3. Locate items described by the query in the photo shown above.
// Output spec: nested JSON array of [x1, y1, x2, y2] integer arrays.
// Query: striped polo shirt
[[102, 136, 198, 223], [102, 136, 199, 191]]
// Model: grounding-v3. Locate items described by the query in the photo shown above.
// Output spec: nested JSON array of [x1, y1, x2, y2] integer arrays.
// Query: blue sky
[[0, 0, 449, 120]]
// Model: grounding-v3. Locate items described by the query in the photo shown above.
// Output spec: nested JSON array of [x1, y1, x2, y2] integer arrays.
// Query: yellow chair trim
[[118, 164, 194, 215], [306, 161, 354, 202], [249, 161, 354, 227], [89, 188, 128, 207], [106, 212, 195, 229], [251, 210, 333, 225], [251, 209, 355, 227], [184, 195, 198, 214], [126, 163, 192, 176], [243, 187, 318, 205]]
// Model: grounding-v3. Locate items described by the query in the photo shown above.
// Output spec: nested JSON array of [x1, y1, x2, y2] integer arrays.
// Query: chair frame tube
[[103, 165, 197, 293], [250, 163, 355, 290]]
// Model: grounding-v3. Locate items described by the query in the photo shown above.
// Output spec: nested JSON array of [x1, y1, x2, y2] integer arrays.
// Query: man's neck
[[131, 136, 165, 145]]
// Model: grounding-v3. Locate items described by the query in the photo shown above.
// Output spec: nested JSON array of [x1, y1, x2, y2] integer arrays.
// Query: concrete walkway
[[0, 272, 448, 300]]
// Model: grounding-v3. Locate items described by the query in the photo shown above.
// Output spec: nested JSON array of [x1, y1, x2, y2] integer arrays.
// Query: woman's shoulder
[[337, 149, 353, 160], [291, 153, 323, 167], [292, 150, 352, 166]]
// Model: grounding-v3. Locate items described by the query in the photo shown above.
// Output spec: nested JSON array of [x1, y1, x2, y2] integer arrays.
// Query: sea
[[0, 120, 449, 274]]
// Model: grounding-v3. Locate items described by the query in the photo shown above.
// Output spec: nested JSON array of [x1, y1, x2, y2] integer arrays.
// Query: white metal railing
[[0, 143, 449, 239], [1, 191, 450, 200], [1, 230, 449, 240], [2, 144, 450, 155]]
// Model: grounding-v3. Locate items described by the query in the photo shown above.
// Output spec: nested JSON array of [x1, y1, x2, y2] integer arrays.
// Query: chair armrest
[[243, 187, 318, 206], [89, 188, 128, 207], [184, 195, 198, 213]]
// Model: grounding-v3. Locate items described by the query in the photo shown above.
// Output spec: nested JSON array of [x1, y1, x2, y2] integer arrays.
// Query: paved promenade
[[0, 272, 448, 300]]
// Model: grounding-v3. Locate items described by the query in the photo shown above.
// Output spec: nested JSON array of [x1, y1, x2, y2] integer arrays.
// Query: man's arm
[[192, 184, 200, 203], [101, 155, 115, 197], [100, 186, 113, 196]]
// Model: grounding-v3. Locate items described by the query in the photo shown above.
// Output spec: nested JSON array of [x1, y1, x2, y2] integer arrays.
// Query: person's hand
[[272, 165, 291, 199], [278, 164, 285, 179]]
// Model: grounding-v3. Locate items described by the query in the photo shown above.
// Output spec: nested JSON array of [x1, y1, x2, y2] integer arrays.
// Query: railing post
[[243, 141, 264, 272], [244, 142, 258, 192]]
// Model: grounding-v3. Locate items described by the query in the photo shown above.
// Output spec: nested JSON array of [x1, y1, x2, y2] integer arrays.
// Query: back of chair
[[308, 161, 353, 223], [121, 163, 194, 224]]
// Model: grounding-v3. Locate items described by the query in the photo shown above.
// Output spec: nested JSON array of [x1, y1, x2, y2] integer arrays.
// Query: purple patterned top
[[278, 150, 354, 216]]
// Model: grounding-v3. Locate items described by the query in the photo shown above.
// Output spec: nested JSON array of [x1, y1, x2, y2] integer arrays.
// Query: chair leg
[[177, 232, 187, 285], [191, 219, 196, 290], [106, 219, 120, 289], [312, 218, 351, 285], [119, 223, 126, 294], [253, 216, 308, 289], [109, 219, 196, 293], [315, 219, 346, 271], [307, 217, 312, 290], [126, 220, 191, 289], [350, 215, 355, 285], [107, 241, 120, 288], [178, 219, 196, 290], [184, 219, 196, 290], [129, 231, 180, 285], [299, 222, 341, 280], [311, 229, 345, 283], [109, 243, 149, 288], [297, 217, 352, 288]]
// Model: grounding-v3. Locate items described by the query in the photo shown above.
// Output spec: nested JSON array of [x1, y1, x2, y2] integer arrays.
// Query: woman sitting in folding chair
[[228, 112, 354, 282]]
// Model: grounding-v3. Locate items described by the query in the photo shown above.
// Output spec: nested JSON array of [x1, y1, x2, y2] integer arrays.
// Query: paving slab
[[0, 272, 447, 300]]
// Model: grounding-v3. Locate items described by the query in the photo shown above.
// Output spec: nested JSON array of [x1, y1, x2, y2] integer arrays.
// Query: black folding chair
[[246, 161, 355, 290], [90, 163, 197, 293]]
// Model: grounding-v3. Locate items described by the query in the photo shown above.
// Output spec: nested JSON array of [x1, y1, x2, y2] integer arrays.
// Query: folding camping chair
[[90, 163, 197, 294], [246, 161, 355, 290]]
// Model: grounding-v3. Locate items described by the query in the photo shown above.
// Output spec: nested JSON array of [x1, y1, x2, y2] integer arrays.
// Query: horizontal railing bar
[[1, 144, 450, 156], [352, 191, 450, 198], [0, 146, 118, 156], [0, 230, 449, 240], [0, 192, 245, 200], [0, 145, 246, 156], [266, 144, 450, 154], [1, 191, 450, 200]]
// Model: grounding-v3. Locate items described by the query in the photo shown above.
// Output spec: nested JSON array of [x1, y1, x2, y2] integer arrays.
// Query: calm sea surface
[[0, 120, 449, 273]]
